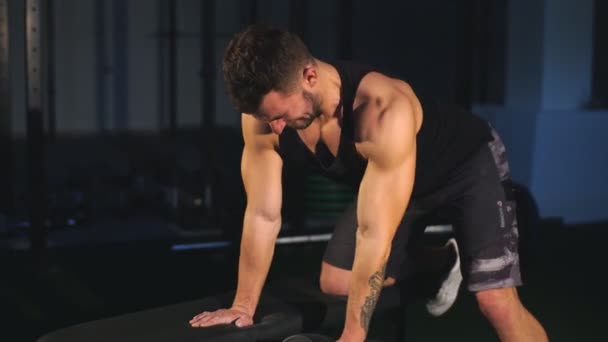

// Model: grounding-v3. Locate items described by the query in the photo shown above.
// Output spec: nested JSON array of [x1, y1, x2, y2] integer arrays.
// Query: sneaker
[[426, 238, 462, 317]]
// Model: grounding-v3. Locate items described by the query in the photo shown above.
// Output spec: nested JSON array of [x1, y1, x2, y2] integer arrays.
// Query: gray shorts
[[323, 128, 522, 292]]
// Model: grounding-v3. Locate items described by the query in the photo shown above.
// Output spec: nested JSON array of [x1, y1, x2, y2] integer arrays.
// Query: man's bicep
[[357, 98, 417, 237], [241, 142, 283, 222]]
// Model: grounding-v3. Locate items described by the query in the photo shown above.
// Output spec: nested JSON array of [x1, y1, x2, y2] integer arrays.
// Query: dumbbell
[[283, 334, 383, 342]]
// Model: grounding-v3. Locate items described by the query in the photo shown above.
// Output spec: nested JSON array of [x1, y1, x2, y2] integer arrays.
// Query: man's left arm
[[338, 96, 417, 342]]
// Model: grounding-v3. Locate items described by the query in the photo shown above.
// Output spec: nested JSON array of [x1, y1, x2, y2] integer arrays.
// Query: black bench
[[37, 291, 302, 342], [37, 277, 403, 342]]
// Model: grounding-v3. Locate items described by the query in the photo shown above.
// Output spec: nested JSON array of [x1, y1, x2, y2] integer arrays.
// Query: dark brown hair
[[222, 24, 313, 114]]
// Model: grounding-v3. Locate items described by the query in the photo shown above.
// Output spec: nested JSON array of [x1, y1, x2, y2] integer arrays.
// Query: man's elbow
[[356, 224, 394, 249], [246, 204, 281, 222], [244, 207, 282, 233]]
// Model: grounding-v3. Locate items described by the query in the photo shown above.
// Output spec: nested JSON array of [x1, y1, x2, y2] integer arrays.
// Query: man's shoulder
[[352, 74, 418, 143], [358, 70, 410, 99], [355, 72, 413, 116]]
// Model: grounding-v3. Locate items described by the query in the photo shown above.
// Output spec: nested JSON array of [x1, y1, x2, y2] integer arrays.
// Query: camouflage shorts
[[466, 127, 522, 292]]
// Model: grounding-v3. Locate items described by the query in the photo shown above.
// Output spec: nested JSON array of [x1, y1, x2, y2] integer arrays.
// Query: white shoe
[[426, 238, 462, 317]]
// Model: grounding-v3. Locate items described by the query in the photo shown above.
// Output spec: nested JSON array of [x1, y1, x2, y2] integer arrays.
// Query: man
[[189, 24, 547, 342]]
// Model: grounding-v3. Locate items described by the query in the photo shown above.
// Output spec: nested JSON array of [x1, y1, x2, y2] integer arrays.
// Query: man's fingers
[[198, 313, 231, 326], [189, 311, 210, 323], [190, 311, 221, 326], [190, 310, 245, 327]]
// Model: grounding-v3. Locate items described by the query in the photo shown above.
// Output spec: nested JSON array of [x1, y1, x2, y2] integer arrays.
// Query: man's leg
[[464, 203, 547, 342], [320, 262, 396, 296], [475, 287, 547, 342], [443, 126, 548, 340]]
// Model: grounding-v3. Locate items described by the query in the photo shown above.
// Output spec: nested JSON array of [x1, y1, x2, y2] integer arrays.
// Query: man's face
[[255, 89, 323, 134]]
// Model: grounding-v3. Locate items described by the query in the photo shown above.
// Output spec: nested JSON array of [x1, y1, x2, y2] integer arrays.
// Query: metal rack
[[0, 0, 14, 230], [25, 0, 48, 262]]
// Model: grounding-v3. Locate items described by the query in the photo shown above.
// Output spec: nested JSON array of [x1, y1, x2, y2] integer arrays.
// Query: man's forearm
[[341, 232, 392, 341], [232, 209, 282, 315]]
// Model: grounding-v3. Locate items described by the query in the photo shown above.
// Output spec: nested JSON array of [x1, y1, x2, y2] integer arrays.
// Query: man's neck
[[315, 59, 343, 123]]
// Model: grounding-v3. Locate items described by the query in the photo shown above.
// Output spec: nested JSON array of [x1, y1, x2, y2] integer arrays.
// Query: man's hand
[[189, 305, 254, 328]]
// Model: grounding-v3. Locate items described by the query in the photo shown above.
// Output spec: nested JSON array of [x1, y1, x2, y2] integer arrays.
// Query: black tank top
[[277, 61, 493, 198]]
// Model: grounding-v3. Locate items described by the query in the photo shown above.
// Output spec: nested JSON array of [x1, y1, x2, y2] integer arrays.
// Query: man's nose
[[269, 119, 286, 134]]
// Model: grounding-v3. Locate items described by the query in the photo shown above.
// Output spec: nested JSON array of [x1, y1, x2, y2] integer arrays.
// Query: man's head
[[223, 24, 324, 133]]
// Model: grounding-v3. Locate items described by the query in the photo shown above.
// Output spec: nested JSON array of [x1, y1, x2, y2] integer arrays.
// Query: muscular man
[[190, 24, 547, 342]]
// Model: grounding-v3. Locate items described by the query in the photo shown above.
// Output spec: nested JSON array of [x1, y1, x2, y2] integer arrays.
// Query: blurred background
[[0, 0, 606, 341]]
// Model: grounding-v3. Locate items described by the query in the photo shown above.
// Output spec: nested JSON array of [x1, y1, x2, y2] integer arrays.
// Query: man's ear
[[302, 64, 318, 88]]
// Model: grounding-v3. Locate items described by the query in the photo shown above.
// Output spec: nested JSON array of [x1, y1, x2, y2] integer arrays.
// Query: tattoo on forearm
[[360, 263, 386, 332]]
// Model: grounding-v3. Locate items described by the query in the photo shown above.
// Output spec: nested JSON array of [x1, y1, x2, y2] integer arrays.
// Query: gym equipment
[[282, 334, 383, 342], [25, 0, 49, 263], [283, 334, 335, 342], [0, 0, 15, 225], [36, 275, 403, 342], [46, 0, 57, 139], [37, 291, 302, 342], [303, 175, 355, 226]]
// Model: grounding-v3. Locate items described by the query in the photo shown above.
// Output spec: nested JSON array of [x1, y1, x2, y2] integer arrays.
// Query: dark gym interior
[[1, 0, 607, 341]]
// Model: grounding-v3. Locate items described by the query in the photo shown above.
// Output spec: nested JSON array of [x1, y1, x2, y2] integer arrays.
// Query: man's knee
[[320, 262, 350, 296], [319, 262, 397, 296], [475, 287, 522, 320]]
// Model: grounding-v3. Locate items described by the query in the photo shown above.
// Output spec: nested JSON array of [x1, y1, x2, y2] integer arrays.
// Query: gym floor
[[1, 219, 607, 342]]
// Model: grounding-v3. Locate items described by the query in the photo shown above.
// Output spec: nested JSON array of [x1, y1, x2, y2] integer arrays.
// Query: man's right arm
[[231, 114, 283, 317], [189, 114, 282, 328]]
